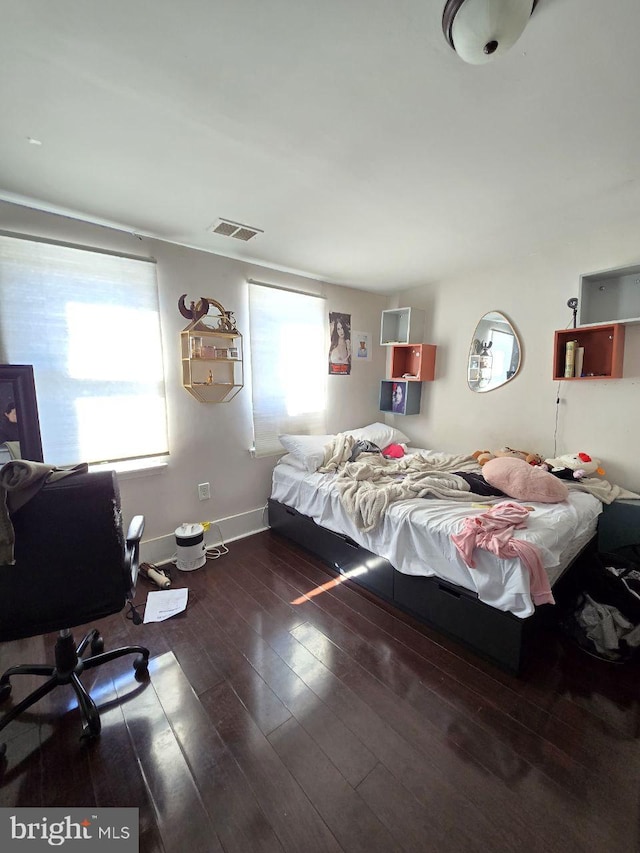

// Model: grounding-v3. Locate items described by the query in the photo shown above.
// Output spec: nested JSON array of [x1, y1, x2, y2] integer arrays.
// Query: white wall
[[394, 217, 640, 493], [0, 201, 388, 560], [7, 200, 637, 556]]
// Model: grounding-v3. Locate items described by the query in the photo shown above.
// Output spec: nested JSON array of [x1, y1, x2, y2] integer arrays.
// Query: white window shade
[[248, 282, 326, 457], [0, 234, 168, 466]]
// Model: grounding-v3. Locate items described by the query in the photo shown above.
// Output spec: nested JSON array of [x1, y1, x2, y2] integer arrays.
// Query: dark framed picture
[[391, 382, 405, 414], [0, 365, 44, 462]]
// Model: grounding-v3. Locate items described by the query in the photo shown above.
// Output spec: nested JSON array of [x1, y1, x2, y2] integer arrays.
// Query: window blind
[[248, 281, 326, 457], [0, 234, 168, 466]]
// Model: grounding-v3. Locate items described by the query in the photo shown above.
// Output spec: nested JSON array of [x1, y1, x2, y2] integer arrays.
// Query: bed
[[268, 425, 603, 673]]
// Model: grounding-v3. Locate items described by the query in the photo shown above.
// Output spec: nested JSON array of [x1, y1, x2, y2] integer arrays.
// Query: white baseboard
[[140, 505, 269, 566]]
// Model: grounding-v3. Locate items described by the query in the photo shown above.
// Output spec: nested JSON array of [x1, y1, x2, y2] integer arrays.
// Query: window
[[0, 234, 168, 466], [248, 281, 326, 457]]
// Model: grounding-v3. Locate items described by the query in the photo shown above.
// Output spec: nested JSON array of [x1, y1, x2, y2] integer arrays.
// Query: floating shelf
[[390, 344, 436, 382], [379, 380, 422, 416], [380, 307, 425, 345], [181, 321, 243, 402], [553, 324, 625, 380], [579, 264, 640, 326]]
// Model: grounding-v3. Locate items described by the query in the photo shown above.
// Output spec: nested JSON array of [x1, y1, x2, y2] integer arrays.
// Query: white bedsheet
[[271, 450, 602, 618]]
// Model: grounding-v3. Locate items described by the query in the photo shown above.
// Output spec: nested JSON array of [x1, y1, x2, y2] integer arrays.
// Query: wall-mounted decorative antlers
[[178, 294, 209, 322]]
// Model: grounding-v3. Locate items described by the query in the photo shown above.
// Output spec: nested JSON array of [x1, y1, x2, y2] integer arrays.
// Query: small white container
[[175, 523, 206, 571]]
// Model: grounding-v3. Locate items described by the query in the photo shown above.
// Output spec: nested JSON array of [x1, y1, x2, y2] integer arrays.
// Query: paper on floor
[[143, 588, 188, 623]]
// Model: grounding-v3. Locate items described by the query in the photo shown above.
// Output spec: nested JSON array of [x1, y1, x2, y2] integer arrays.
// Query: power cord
[[205, 544, 229, 559], [553, 310, 578, 457], [127, 600, 145, 624], [204, 521, 229, 559], [553, 379, 562, 458]]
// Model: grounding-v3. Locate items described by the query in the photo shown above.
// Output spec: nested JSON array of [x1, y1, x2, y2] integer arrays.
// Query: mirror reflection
[[468, 311, 521, 393]]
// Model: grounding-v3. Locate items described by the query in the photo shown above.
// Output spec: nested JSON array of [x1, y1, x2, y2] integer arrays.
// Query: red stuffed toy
[[382, 443, 405, 459]]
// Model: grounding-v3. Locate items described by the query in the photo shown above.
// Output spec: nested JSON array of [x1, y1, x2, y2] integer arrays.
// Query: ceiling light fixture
[[442, 0, 538, 65]]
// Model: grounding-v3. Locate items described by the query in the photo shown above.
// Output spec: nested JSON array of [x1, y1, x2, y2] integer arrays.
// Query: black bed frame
[[268, 498, 595, 674]]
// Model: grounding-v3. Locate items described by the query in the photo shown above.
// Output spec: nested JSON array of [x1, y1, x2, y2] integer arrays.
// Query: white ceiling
[[1, 0, 640, 293]]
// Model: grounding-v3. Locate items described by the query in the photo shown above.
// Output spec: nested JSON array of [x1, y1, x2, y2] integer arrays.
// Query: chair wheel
[[133, 654, 149, 674], [0, 683, 12, 703], [90, 635, 104, 654]]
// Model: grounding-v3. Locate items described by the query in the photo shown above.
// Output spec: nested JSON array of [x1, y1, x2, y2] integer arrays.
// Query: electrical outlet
[[198, 482, 211, 501]]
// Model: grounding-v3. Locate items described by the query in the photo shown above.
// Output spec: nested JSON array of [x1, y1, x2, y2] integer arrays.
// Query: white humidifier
[[175, 522, 207, 571]]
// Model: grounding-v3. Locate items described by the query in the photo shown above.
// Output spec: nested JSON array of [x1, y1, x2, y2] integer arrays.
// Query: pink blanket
[[451, 502, 554, 606]]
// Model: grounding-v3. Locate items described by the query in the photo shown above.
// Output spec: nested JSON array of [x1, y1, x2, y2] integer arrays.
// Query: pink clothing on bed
[[451, 502, 555, 606]]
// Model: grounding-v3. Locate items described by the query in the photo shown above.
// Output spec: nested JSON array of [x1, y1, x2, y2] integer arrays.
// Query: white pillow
[[278, 434, 335, 472], [345, 422, 410, 449], [277, 452, 309, 473]]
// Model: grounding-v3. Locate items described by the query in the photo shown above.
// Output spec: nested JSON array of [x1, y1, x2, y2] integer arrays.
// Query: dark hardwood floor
[[1, 529, 638, 852]]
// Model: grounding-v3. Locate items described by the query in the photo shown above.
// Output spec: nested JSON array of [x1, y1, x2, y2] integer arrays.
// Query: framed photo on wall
[[352, 331, 371, 362]]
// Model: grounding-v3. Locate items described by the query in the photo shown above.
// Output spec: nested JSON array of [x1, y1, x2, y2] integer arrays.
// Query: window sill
[[249, 446, 286, 459], [89, 456, 169, 480]]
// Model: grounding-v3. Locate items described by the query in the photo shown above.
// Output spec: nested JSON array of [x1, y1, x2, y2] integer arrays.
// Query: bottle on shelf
[[564, 340, 577, 378]]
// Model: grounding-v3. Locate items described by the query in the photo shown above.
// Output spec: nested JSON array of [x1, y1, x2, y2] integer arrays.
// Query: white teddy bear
[[543, 452, 605, 481]]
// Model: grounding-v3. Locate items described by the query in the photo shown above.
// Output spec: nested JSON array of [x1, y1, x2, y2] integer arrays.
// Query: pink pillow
[[483, 457, 569, 503]]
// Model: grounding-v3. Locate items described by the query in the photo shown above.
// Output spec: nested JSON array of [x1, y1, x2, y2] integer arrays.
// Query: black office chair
[[0, 470, 150, 750]]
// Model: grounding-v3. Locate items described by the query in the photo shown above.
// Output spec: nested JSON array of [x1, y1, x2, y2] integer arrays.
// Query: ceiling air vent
[[210, 218, 263, 241]]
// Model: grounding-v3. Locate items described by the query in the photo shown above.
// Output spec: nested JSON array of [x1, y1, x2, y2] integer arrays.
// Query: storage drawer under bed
[[392, 571, 532, 673], [268, 499, 394, 600], [268, 498, 542, 673]]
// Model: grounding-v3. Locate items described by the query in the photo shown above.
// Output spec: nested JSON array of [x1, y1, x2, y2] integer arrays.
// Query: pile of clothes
[[563, 549, 640, 662]]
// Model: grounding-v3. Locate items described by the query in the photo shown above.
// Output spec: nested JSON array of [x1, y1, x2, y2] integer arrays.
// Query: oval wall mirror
[[468, 311, 521, 393]]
